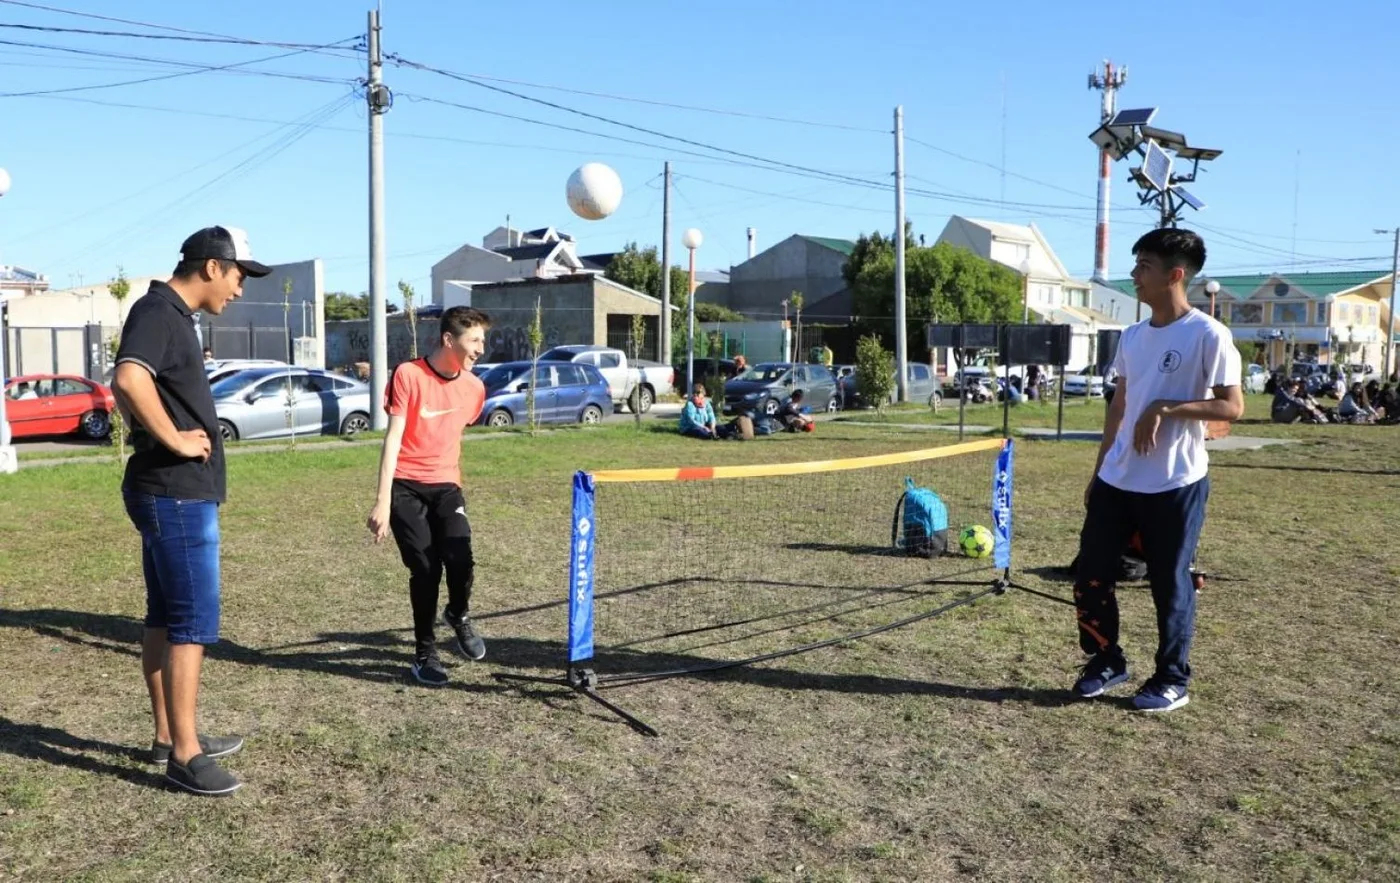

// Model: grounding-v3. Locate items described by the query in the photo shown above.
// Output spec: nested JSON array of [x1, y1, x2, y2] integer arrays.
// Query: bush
[[855, 334, 895, 414]]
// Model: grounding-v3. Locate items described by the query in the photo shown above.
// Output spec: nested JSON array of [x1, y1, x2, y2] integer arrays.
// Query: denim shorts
[[123, 493, 222, 645]]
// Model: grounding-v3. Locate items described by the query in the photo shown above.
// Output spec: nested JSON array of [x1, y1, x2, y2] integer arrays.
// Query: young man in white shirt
[[1072, 228, 1244, 712]]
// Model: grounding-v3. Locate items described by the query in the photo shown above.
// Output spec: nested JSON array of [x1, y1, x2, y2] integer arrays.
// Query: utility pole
[[1088, 60, 1126, 285], [893, 105, 909, 403], [660, 161, 672, 364], [1381, 227, 1400, 384], [367, 8, 390, 429]]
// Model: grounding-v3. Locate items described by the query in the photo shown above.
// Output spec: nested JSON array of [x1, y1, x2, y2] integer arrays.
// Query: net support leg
[[492, 668, 660, 738]]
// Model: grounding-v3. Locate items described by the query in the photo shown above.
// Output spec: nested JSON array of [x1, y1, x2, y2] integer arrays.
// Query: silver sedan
[[211, 367, 373, 441]]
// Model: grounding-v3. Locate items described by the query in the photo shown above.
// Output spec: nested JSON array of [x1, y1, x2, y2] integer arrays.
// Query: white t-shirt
[[1097, 308, 1241, 494]]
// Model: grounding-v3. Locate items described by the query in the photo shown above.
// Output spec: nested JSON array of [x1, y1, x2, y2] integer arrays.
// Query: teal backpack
[[891, 478, 949, 558]]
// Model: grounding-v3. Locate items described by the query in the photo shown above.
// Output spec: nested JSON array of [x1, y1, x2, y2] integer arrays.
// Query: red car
[[3, 373, 115, 440]]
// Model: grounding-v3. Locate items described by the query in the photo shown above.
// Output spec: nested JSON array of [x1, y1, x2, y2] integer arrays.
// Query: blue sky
[[2, 0, 1398, 300]]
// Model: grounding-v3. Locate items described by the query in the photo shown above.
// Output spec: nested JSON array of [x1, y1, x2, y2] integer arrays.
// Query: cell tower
[[1088, 61, 1127, 283]]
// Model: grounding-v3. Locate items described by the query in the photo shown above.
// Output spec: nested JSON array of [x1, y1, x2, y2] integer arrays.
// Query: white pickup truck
[[538, 345, 676, 413]]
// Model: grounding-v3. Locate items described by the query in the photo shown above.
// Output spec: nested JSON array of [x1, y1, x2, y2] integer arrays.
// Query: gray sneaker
[[165, 754, 242, 796], [443, 608, 486, 661], [150, 734, 245, 765]]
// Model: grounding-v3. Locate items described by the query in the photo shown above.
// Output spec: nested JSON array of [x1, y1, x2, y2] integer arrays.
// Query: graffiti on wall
[[485, 326, 562, 362]]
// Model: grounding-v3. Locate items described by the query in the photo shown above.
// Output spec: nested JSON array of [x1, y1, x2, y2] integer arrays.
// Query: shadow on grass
[[0, 605, 1082, 726], [1214, 462, 1400, 477], [0, 716, 161, 789], [0, 607, 500, 693]]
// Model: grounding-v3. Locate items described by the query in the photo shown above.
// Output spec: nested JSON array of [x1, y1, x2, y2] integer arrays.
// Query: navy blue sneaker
[[410, 647, 449, 687], [1132, 679, 1189, 712], [1073, 653, 1130, 698]]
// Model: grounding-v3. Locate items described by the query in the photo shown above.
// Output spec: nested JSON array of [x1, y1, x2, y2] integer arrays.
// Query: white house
[[431, 225, 591, 307], [935, 216, 1121, 368]]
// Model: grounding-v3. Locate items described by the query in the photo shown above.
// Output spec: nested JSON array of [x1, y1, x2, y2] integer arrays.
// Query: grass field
[[1, 416, 1397, 882]]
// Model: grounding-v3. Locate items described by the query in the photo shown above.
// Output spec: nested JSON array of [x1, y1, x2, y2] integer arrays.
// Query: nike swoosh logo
[[420, 407, 459, 419], [454, 506, 466, 518]]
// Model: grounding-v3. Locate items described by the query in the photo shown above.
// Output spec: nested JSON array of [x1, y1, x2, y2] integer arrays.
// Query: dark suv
[[721, 362, 839, 416]]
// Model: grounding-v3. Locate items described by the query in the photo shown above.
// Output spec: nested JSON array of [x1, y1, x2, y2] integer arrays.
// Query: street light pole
[[1378, 227, 1400, 383], [682, 227, 703, 395], [0, 167, 15, 474], [1019, 259, 1032, 324]]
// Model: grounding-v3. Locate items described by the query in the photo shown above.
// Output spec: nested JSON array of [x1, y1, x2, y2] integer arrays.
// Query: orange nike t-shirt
[[384, 358, 486, 487]]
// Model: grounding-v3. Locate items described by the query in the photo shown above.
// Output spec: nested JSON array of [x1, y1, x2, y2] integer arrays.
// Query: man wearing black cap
[[112, 226, 271, 796]]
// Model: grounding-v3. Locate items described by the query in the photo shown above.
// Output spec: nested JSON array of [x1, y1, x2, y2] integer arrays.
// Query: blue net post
[[992, 439, 1015, 574], [567, 471, 597, 671]]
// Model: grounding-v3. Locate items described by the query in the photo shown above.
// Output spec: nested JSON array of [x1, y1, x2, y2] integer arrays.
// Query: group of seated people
[[1272, 377, 1397, 425], [679, 383, 813, 440]]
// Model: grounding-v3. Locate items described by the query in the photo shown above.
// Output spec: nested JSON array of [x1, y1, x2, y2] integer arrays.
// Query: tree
[[694, 302, 744, 323], [855, 334, 896, 416], [527, 297, 543, 434], [845, 226, 1022, 366], [399, 280, 418, 359], [108, 266, 131, 322], [602, 242, 690, 356], [325, 292, 369, 320], [790, 290, 804, 360], [106, 266, 132, 461], [282, 277, 297, 447], [323, 292, 399, 320]]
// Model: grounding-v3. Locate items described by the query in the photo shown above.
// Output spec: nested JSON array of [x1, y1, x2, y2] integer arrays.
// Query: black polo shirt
[[115, 281, 226, 502]]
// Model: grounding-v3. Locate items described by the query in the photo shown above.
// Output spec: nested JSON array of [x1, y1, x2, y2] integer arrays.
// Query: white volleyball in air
[[566, 162, 623, 220]]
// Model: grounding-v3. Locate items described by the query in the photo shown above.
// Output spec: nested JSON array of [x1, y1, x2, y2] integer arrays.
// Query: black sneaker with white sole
[[411, 647, 449, 686], [150, 733, 245, 765], [443, 608, 486, 661], [165, 754, 242, 796]]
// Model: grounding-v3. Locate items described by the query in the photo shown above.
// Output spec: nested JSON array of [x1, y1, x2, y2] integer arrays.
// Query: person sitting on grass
[[1337, 382, 1378, 424], [679, 383, 719, 439], [1272, 378, 1326, 424], [775, 389, 815, 433], [1375, 384, 1398, 423]]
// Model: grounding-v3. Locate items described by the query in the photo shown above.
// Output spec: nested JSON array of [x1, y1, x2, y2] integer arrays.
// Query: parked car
[[672, 357, 739, 388], [206, 359, 288, 385], [3, 373, 115, 439], [839, 363, 943, 409], [721, 362, 839, 416], [210, 367, 371, 441], [475, 360, 611, 427], [1062, 367, 1107, 397], [538, 345, 674, 413], [1243, 363, 1269, 394]]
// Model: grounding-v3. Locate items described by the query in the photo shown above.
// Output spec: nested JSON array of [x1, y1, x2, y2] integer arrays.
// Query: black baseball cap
[[179, 225, 272, 278]]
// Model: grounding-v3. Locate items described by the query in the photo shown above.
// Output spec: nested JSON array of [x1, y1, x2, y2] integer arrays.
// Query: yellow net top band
[[587, 437, 1007, 483]]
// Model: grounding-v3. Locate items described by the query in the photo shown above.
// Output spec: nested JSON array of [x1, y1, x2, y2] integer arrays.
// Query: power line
[[398, 84, 1150, 218], [385, 60, 883, 134], [388, 55, 887, 191], [42, 92, 357, 277], [0, 36, 358, 87], [0, 0, 356, 51], [0, 20, 364, 51], [0, 38, 359, 97]]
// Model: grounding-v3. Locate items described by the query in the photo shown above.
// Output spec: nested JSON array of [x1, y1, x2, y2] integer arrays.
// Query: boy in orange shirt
[[366, 307, 490, 686]]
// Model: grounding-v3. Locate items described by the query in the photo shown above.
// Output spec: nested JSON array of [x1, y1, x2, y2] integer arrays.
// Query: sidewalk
[[835, 419, 1297, 451]]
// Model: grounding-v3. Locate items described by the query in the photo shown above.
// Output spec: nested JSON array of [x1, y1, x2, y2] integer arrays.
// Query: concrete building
[[1106, 270, 1398, 369], [1, 266, 50, 298], [710, 234, 855, 321], [431, 226, 589, 307], [325, 274, 670, 369], [3, 261, 325, 378], [936, 216, 1119, 368]]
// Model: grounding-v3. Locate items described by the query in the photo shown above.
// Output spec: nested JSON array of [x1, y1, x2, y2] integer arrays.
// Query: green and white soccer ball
[[959, 524, 994, 558]]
